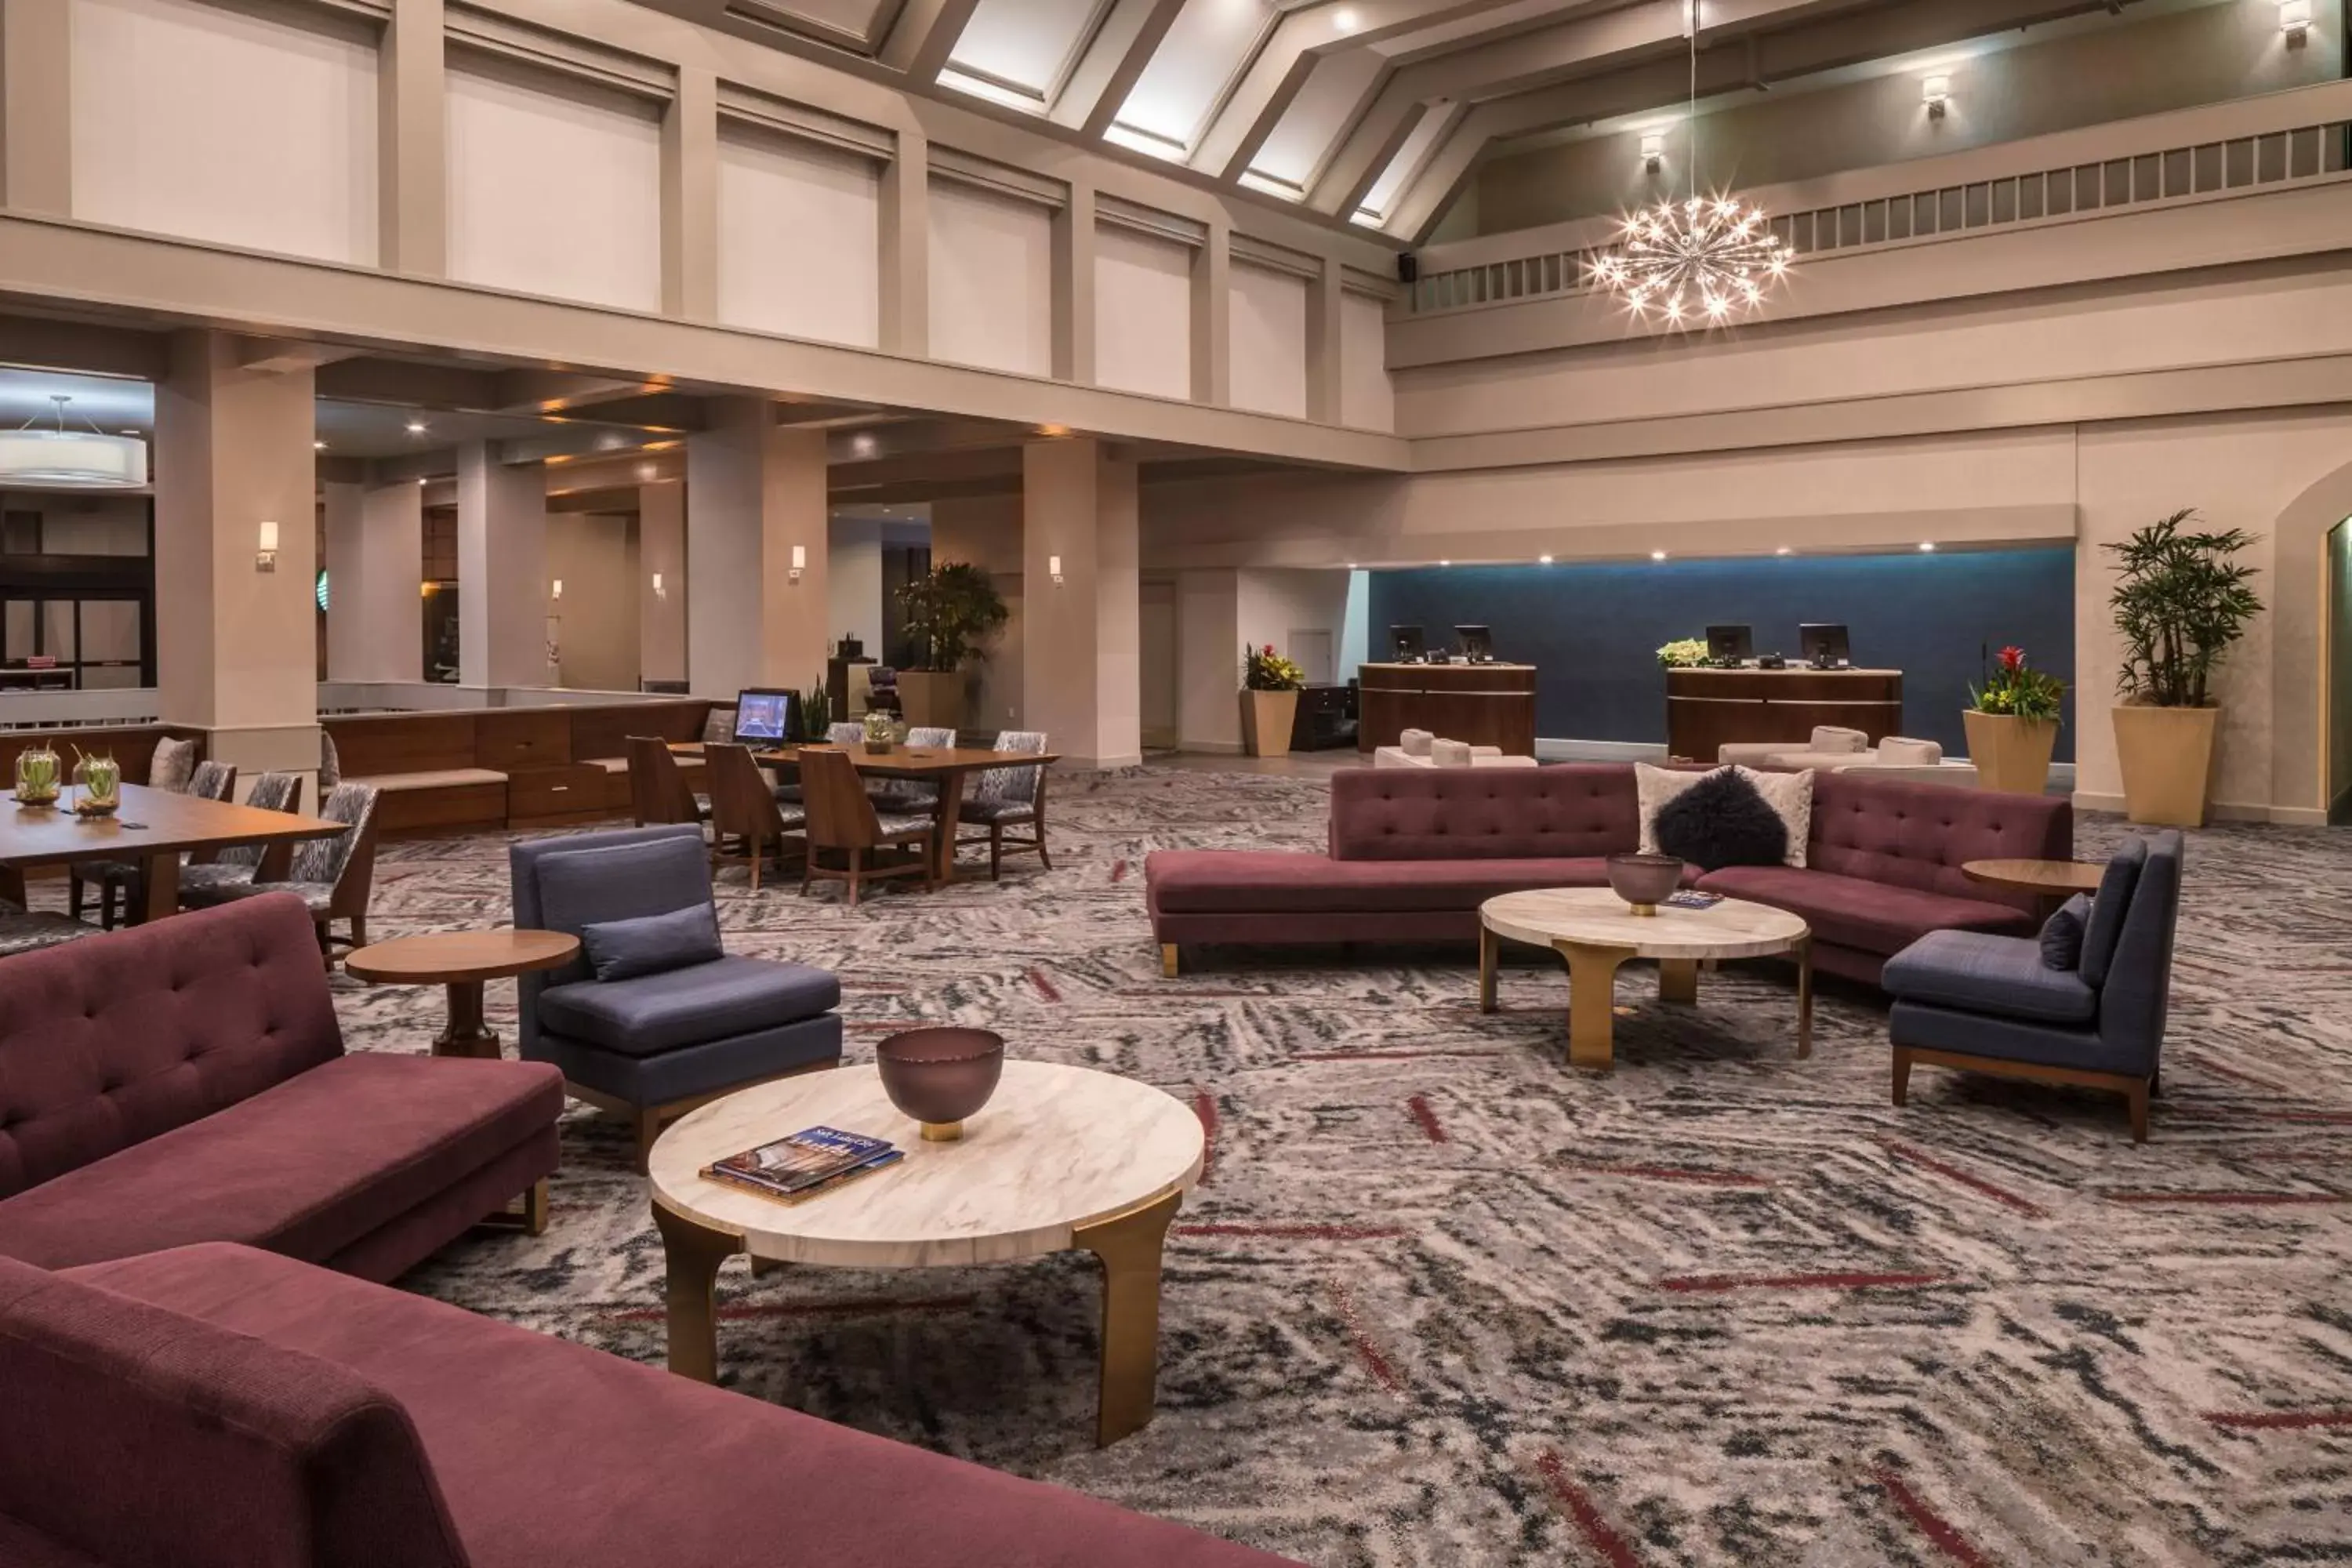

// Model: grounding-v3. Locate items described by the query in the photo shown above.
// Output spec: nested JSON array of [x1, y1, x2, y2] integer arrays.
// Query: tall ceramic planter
[[1961, 710, 2058, 796], [1240, 689, 1298, 757], [2112, 702, 2220, 827], [896, 670, 966, 732]]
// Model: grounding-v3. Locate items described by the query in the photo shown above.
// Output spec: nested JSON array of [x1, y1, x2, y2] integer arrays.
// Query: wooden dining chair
[[626, 735, 709, 829], [797, 748, 934, 908], [704, 742, 806, 892]]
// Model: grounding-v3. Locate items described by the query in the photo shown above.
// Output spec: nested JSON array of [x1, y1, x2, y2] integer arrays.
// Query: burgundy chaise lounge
[[0, 1243, 1299, 1567], [1147, 764, 2071, 985], [0, 894, 564, 1275]]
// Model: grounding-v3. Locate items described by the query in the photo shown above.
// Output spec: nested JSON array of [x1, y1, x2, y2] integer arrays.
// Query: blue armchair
[[1883, 831, 2183, 1142], [510, 826, 842, 1166]]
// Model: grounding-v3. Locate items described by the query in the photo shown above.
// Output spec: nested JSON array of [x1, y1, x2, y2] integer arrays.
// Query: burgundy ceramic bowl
[[1606, 852, 1684, 913], [876, 1027, 1005, 1141]]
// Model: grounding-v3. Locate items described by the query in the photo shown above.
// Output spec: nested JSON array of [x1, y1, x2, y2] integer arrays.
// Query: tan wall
[[548, 511, 640, 692], [1466, 2, 2338, 238]]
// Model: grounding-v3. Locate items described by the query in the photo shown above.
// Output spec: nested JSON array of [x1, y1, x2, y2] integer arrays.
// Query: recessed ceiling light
[[416, 476, 428, 486], [637, 463, 658, 481], [120, 429, 140, 437], [405, 419, 427, 435], [1919, 541, 1937, 552], [314, 440, 328, 451], [1775, 546, 1791, 556], [1650, 550, 1668, 561], [1539, 554, 1555, 564], [1331, 5, 1359, 32], [1439, 559, 1451, 567]]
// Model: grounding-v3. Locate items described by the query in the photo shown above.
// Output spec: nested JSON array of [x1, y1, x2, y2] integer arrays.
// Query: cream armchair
[[1717, 728, 1980, 789], [1374, 730, 1539, 769]]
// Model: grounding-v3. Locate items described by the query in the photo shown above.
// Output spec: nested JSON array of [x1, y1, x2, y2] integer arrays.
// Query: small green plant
[[1970, 645, 2066, 725], [2106, 509, 2264, 708], [897, 562, 1009, 673], [800, 684, 832, 739], [1656, 637, 1708, 669], [1243, 643, 1304, 691]]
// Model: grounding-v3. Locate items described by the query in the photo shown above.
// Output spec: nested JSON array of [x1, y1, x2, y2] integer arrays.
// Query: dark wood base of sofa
[[1893, 1044, 2152, 1143]]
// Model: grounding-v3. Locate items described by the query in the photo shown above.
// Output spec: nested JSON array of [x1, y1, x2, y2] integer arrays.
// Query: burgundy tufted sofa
[[0, 894, 563, 1275], [0, 1243, 1298, 1568], [1147, 765, 2071, 985]]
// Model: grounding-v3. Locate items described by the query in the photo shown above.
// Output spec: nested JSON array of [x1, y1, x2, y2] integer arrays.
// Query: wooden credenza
[[1356, 662, 1537, 756], [1664, 667, 1904, 762]]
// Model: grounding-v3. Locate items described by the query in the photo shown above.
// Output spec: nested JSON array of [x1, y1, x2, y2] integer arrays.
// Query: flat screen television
[[1389, 625, 1426, 662], [731, 688, 800, 744], [1798, 623, 1852, 669], [1454, 625, 1493, 662], [1706, 624, 1754, 662]]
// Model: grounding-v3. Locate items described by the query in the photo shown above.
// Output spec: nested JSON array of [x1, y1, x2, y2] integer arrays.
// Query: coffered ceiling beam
[[0, 313, 168, 380], [878, 0, 985, 79], [1055, 0, 1192, 139]]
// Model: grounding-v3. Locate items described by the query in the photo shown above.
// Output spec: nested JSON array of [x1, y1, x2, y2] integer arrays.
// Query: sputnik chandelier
[[1592, 3, 1790, 328]]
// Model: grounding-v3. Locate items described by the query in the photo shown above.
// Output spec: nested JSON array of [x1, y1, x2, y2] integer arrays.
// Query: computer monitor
[[731, 688, 800, 744], [1706, 624, 1754, 663], [1798, 623, 1852, 669], [1389, 625, 1426, 663], [1454, 625, 1493, 662]]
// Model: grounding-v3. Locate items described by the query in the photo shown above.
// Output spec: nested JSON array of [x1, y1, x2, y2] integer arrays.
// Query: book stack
[[701, 1126, 902, 1206]]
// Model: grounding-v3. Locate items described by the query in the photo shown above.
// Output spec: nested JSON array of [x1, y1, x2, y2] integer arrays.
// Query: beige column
[[662, 66, 720, 321], [1022, 438, 1140, 770], [346, 479, 425, 683], [1305, 253, 1345, 424], [1, 0, 72, 215], [379, 0, 446, 277], [638, 481, 688, 685], [1052, 180, 1098, 384], [684, 400, 827, 700], [456, 442, 547, 689], [1190, 218, 1232, 406], [879, 128, 931, 357], [152, 331, 321, 779]]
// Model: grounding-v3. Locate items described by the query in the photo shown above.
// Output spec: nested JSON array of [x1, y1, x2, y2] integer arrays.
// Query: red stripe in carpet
[[607, 1294, 978, 1325], [1192, 1086, 1219, 1185], [1110, 858, 1127, 882], [1559, 1161, 1773, 1189], [1177, 1223, 1409, 1240], [1883, 1141, 2049, 1218], [1406, 1094, 1446, 1143], [2103, 1191, 2345, 1205], [1027, 967, 1062, 1003], [1331, 1284, 1403, 1394], [1659, 1271, 1948, 1294], [1531, 1452, 1642, 1568], [2205, 1408, 2352, 1430], [1871, 1465, 1991, 1568]]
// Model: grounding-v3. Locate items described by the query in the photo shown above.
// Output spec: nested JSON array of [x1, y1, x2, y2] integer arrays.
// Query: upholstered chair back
[[626, 735, 702, 826], [508, 826, 711, 1059], [798, 749, 887, 852], [0, 1250, 471, 1568], [187, 761, 238, 803], [0, 895, 340, 1197], [973, 730, 1048, 808], [2098, 830, 2183, 1063], [826, 723, 865, 746], [289, 783, 378, 902], [216, 774, 301, 870], [906, 727, 955, 750]]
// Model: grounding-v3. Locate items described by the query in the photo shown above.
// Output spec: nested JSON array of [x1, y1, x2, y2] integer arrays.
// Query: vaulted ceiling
[[632, 0, 2176, 243]]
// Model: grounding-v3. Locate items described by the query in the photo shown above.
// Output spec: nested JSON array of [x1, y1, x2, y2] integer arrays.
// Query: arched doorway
[[2332, 515, 2352, 822]]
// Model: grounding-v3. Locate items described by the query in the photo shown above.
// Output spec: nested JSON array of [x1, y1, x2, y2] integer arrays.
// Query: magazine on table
[[701, 1126, 899, 1203]]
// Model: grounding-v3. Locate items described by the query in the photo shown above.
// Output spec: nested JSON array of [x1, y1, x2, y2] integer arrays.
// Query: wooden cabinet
[[1356, 662, 1537, 756], [505, 764, 615, 829], [1664, 667, 1904, 762]]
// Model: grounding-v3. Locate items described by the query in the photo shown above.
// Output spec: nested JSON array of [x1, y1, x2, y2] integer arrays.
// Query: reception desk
[[1358, 662, 1537, 756], [1665, 666, 1904, 761]]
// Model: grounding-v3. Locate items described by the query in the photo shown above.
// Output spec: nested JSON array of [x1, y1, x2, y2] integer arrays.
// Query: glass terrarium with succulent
[[13, 742, 60, 807]]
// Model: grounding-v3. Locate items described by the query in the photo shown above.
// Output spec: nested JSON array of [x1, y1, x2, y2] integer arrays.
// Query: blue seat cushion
[[1882, 929, 2098, 1025], [539, 956, 841, 1057]]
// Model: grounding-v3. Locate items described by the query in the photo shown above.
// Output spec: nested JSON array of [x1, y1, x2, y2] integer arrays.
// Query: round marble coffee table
[[648, 1059, 1205, 1446], [1479, 887, 1813, 1071]]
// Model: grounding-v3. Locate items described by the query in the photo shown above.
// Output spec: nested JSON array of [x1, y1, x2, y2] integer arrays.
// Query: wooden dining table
[[0, 783, 349, 924], [674, 742, 1058, 884]]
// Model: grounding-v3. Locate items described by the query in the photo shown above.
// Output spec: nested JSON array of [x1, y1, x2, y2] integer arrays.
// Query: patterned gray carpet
[[320, 768, 2352, 1567]]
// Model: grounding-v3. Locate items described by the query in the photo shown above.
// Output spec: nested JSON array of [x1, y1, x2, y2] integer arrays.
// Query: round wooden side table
[[1962, 858, 2104, 916], [345, 928, 581, 1059]]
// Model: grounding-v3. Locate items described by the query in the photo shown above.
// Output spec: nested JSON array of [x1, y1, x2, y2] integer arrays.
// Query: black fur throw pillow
[[1653, 769, 1789, 871]]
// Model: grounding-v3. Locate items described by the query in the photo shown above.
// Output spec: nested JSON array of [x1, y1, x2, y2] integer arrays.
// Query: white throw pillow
[[1431, 739, 1474, 768], [1400, 728, 1435, 757], [1875, 736, 1943, 767], [148, 735, 197, 792], [1638, 761, 1813, 867], [1809, 726, 1869, 754]]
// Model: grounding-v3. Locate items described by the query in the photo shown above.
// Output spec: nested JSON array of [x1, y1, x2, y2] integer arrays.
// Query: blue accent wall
[[1366, 549, 2075, 760]]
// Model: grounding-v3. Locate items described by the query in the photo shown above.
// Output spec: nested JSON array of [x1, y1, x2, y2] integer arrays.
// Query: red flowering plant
[[1243, 642, 1305, 691], [1970, 644, 2065, 724]]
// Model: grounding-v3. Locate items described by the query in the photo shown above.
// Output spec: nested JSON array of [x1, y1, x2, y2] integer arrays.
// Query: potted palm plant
[[1240, 643, 1304, 757], [1963, 644, 2065, 795], [895, 562, 1007, 732], [2105, 510, 2264, 826]]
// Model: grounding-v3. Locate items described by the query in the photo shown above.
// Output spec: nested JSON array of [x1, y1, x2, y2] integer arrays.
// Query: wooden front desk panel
[[1356, 663, 1537, 756], [1664, 667, 1904, 762]]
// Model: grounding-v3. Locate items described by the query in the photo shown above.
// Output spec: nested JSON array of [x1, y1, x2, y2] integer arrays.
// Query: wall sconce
[[255, 520, 279, 573], [1048, 554, 1065, 586], [1922, 74, 1951, 119], [652, 572, 666, 600], [1639, 132, 1664, 172], [2281, 0, 2312, 44], [550, 578, 564, 601], [789, 545, 807, 583]]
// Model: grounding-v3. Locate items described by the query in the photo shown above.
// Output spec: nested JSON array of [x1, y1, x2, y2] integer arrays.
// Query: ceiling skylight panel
[[729, 0, 896, 50], [945, 0, 1114, 108], [1112, 0, 1277, 155], [1354, 99, 1449, 223], [1246, 45, 1385, 194]]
